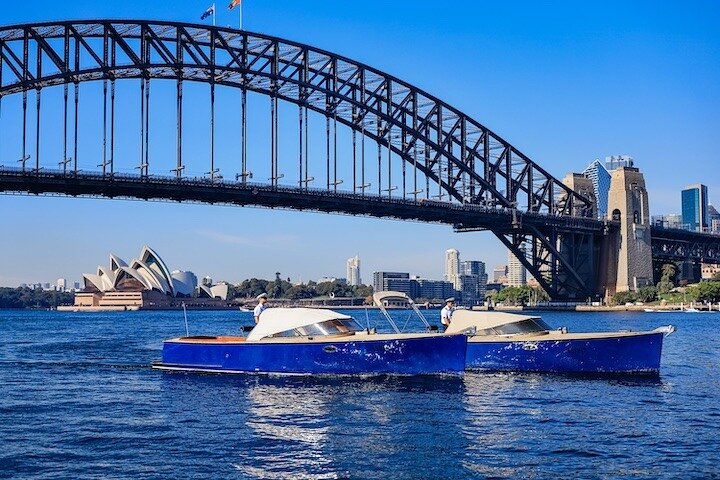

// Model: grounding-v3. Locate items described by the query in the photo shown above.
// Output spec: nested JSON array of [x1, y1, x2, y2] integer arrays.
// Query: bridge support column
[[606, 167, 653, 296]]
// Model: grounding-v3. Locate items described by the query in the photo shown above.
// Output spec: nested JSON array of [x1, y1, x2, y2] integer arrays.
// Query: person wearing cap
[[440, 297, 455, 331], [254, 293, 269, 324]]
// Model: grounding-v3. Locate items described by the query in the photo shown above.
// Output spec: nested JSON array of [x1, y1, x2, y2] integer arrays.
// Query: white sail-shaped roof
[[247, 308, 352, 341], [139, 246, 175, 296], [97, 266, 117, 291], [131, 259, 171, 295], [114, 267, 152, 291], [445, 310, 539, 334], [109, 254, 128, 272], [83, 273, 104, 292]]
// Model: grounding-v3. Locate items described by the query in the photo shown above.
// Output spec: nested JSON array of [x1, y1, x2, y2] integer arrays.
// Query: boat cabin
[[246, 308, 365, 341], [445, 310, 552, 337]]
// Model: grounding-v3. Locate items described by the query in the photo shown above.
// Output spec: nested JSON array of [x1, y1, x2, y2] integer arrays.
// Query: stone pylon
[[605, 167, 653, 294]]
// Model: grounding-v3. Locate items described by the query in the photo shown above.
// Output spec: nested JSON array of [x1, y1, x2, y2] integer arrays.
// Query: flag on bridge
[[228, 0, 242, 10], [201, 3, 215, 20]]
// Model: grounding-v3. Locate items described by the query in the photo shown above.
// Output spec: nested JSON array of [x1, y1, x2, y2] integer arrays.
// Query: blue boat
[[445, 310, 676, 375], [153, 308, 467, 376]]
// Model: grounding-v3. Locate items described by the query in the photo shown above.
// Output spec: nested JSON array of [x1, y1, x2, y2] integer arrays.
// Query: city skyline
[[2, 0, 719, 286]]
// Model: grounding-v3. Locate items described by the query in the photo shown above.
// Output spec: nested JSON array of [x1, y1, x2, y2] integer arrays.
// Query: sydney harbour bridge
[[0, 20, 718, 300]]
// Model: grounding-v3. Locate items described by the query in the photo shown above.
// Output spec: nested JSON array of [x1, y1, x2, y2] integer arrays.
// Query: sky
[[1, 0, 719, 286]]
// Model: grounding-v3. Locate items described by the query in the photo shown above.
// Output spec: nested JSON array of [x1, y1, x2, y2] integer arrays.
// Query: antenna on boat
[[182, 302, 189, 337]]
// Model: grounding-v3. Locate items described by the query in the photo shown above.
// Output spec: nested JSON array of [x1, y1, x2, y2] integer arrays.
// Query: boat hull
[[154, 334, 467, 376], [466, 332, 665, 375]]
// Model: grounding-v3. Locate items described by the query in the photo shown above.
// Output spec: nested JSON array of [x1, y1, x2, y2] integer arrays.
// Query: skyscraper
[[444, 248, 461, 290], [507, 246, 527, 286], [681, 184, 709, 232], [605, 155, 634, 171], [493, 265, 508, 283], [346, 255, 361, 286], [708, 205, 720, 234], [460, 260, 489, 304], [582, 159, 611, 219]]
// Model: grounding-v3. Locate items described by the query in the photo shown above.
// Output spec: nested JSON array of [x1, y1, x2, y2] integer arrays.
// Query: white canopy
[[444, 310, 539, 334], [246, 308, 352, 341], [372, 291, 414, 306]]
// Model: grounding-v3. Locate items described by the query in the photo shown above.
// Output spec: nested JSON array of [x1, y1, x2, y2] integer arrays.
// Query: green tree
[[612, 291, 637, 305], [661, 263, 677, 283], [636, 286, 658, 303], [687, 282, 720, 303]]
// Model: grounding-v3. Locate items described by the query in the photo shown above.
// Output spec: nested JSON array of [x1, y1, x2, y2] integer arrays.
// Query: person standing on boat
[[254, 293, 269, 324], [441, 297, 455, 331]]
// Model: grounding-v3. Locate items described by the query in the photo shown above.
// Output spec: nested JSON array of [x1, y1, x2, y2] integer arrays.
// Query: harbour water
[[1, 309, 718, 479]]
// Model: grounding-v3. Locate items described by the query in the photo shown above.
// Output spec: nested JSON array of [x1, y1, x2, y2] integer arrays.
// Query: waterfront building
[[681, 184, 709, 232], [72, 245, 227, 310], [444, 249, 461, 290], [416, 279, 455, 301], [346, 255, 361, 286], [702, 264, 720, 280], [373, 271, 410, 293], [507, 247, 527, 286]]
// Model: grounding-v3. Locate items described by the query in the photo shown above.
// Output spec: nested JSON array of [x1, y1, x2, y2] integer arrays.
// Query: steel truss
[[0, 20, 609, 300], [650, 227, 720, 264]]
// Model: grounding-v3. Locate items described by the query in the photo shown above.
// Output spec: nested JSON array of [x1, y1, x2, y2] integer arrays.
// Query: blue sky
[[1, 0, 719, 286]]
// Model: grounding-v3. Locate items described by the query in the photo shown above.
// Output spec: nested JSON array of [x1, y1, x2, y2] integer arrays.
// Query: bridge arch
[[0, 20, 591, 216]]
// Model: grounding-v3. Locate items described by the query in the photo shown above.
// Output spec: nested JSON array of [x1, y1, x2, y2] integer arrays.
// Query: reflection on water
[[1, 310, 719, 479]]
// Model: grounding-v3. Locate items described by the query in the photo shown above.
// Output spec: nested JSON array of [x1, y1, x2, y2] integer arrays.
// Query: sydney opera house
[[70, 246, 229, 310]]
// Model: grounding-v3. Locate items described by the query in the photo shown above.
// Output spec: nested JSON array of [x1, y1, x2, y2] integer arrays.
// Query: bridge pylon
[[605, 167, 653, 296]]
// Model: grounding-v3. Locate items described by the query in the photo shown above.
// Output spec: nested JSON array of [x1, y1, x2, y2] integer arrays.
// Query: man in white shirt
[[253, 293, 269, 324], [440, 297, 455, 331]]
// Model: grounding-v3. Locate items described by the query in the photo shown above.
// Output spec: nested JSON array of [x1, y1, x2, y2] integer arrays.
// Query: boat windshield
[[476, 318, 551, 336], [273, 318, 365, 338]]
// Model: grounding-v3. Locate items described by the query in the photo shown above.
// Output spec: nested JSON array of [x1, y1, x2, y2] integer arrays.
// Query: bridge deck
[[0, 168, 608, 233]]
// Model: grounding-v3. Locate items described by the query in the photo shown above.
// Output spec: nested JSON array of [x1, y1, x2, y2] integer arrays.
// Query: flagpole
[[213, 3, 216, 26], [239, 0, 243, 30]]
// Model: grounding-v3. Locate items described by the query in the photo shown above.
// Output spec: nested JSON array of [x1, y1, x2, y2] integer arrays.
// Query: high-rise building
[[56, 278, 67, 292], [346, 255, 361, 286], [460, 260, 489, 304], [444, 248, 460, 289], [416, 279, 455, 301], [652, 214, 682, 229], [709, 205, 720, 234], [507, 247, 527, 286], [373, 271, 410, 293], [605, 155, 634, 171], [582, 160, 611, 219], [493, 265, 508, 283], [681, 184, 709, 232]]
